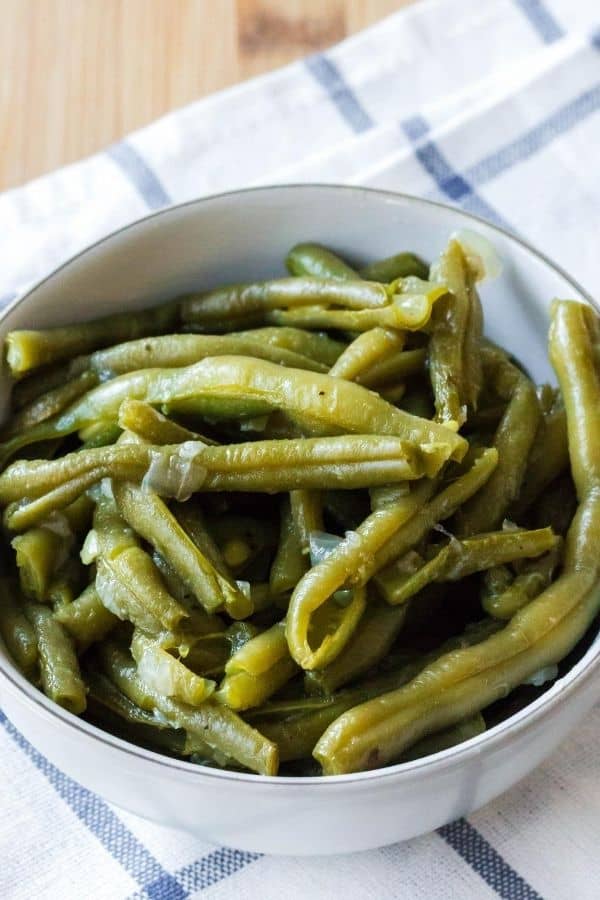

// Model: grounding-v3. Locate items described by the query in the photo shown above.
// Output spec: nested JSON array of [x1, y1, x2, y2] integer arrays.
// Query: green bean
[[313, 301, 600, 774], [289, 489, 324, 556], [182, 276, 407, 326], [5, 474, 107, 533], [11, 526, 71, 601], [329, 329, 405, 381], [286, 243, 358, 280], [131, 630, 215, 705], [25, 603, 86, 714], [286, 479, 437, 670], [510, 403, 569, 519], [1, 370, 99, 439], [217, 621, 298, 710], [550, 302, 600, 498], [47, 557, 87, 607], [90, 332, 328, 378], [270, 497, 307, 594], [79, 421, 122, 449], [54, 583, 119, 652], [400, 714, 486, 762], [483, 542, 562, 620], [379, 383, 406, 405], [117, 399, 211, 446], [113, 480, 251, 618], [0, 357, 467, 470], [455, 347, 540, 535], [0, 435, 430, 517], [359, 252, 429, 283], [242, 327, 345, 366], [85, 669, 191, 752], [89, 494, 189, 633], [429, 239, 483, 426], [5, 302, 180, 377], [304, 600, 409, 695], [0, 579, 38, 673], [100, 641, 278, 775], [265, 276, 446, 333], [357, 348, 426, 389], [377, 527, 559, 606], [531, 472, 577, 536], [374, 448, 498, 579], [286, 450, 496, 669], [481, 564, 514, 612], [11, 356, 90, 408], [171, 502, 232, 577]]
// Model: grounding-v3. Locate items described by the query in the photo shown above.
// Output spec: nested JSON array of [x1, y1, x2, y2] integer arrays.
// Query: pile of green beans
[[0, 237, 596, 777]]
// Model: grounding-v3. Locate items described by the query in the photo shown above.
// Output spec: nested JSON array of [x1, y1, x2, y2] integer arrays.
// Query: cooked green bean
[[286, 243, 358, 281], [400, 714, 486, 762], [357, 348, 426, 388], [510, 402, 569, 519], [25, 602, 86, 714], [100, 641, 278, 775], [0, 356, 466, 469], [0, 435, 432, 517], [329, 328, 405, 381], [217, 621, 298, 710], [429, 239, 483, 426], [286, 480, 437, 670], [1, 370, 99, 439], [359, 252, 429, 283], [270, 496, 309, 595], [304, 600, 409, 695], [6, 301, 180, 376], [455, 347, 540, 535], [265, 276, 445, 333], [181, 276, 438, 328], [171, 502, 233, 577], [12, 526, 71, 601], [11, 356, 90, 408], [91, 332, 328, 377], [54, 583, 118, 652], [288, 451, 496, 671], [242, 327, 345, 366], [131, 630, 215, 705], [377, 526, 559, 606], [113, 479, 251, 618], [483, 542, 562, 620], [118, 399, 210, 445], [289, 490, 324, 558], [88, 494, 189, 634], [0, 579, 38, 673]]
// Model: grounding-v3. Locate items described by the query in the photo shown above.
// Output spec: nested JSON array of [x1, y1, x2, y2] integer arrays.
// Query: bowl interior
[[0, 184, 597, 781]]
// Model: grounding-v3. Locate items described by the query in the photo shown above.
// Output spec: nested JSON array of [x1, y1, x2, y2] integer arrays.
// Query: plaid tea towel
[[1, 1, 599, 898]]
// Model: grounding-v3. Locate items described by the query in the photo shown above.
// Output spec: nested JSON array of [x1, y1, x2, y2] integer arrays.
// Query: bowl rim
[[1, 181, 598, 788]]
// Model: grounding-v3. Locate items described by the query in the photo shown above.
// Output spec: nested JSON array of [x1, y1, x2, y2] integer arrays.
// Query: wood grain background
[[1, 0, 414, 192]]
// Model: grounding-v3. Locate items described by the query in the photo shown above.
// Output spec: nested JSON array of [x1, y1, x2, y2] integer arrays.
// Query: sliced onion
[[522, 664, 559, 687], [451, 228, 502, 281]]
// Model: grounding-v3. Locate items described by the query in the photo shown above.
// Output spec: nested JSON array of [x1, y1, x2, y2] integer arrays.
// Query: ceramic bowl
[[0, 185, 597, 855]]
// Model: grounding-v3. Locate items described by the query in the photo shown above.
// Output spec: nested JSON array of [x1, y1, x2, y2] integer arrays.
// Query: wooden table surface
[[1, 0, 414, 192]]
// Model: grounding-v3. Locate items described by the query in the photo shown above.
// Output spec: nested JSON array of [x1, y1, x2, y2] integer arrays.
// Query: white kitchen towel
[[1, 1, 600, 898]]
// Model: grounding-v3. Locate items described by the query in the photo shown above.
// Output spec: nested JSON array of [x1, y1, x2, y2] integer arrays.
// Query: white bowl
[[0, 185, 597, 856]]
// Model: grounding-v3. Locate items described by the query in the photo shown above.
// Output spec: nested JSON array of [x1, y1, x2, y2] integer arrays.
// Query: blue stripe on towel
[[465, 82, 600, 187], [439, 819, 543, 899], [107, 142, 171, 209], [400, 116, 512, 230], [305, 54, 374, 133], [0, 710, 184, 893], [513, 0, 565, 44]]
